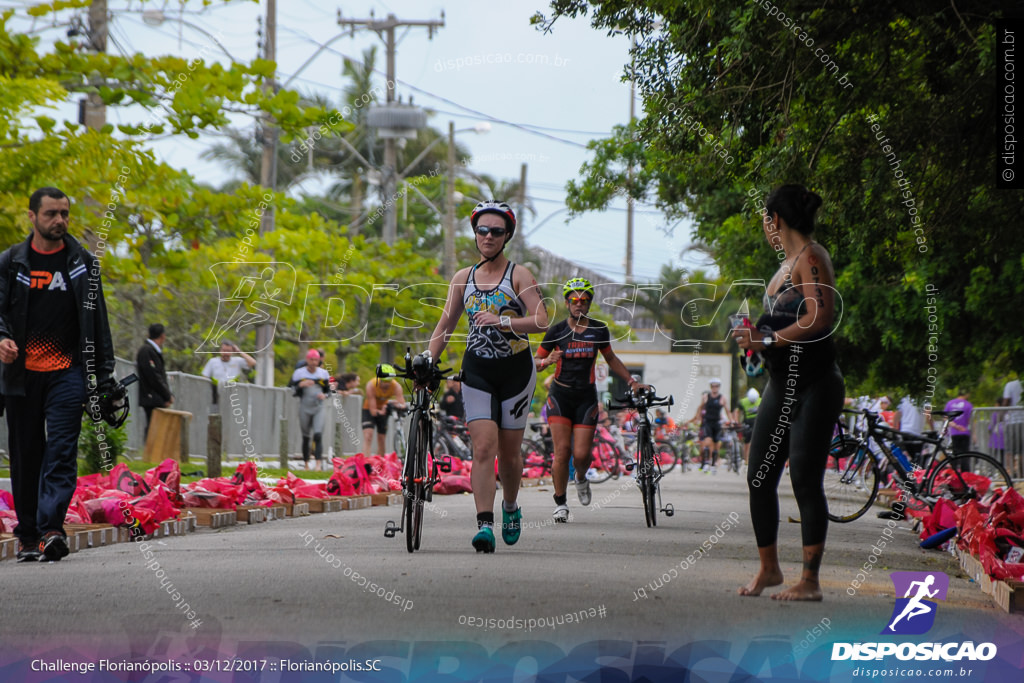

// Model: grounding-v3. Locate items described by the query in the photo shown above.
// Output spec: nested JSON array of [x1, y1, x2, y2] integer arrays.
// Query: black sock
[[476, 512, 494, 529], [313, 433, 323, 459], [553, 494, 567, 506], [301, 436, 310, 462]]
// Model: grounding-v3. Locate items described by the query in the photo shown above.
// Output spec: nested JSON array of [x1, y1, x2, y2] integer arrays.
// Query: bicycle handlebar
[[376, 348, 463, 387], [609, 385, 673, 411]]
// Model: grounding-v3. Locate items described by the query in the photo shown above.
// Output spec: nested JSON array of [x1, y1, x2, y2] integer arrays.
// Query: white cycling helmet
[[746, 388, 760, 402], [709, 377, 722, 386]]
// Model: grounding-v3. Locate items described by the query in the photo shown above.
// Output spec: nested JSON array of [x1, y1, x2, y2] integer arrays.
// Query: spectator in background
[[440, 377, 465, 420], [999, 376, 1021, 476], [295, 348, 325, 370], [336, 372, 361, 395], [289, 349, 331, 470], [137, 323, 173, 438], [201, 340, 255, 404], [944, 389, 973, 454], [895, 396, 925, 463]]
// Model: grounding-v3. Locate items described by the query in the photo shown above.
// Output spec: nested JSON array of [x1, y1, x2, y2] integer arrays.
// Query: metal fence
[[970, 407, 1024, 480], [0, 358, 378, 464]]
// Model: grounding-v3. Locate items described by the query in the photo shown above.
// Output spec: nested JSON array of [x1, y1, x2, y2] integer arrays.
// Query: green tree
[[534, 0, 1024, 397]]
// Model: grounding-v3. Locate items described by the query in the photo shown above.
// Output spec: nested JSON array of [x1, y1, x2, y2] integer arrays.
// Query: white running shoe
[[552, 504, 569, 523], [711, 466, 718, 475], [574, 478, 592, 506]]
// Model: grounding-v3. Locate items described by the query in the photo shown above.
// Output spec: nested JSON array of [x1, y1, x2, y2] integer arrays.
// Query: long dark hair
[[766, 184, 822, 236]]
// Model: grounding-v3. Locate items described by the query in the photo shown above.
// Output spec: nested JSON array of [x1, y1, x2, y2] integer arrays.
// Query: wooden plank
[[298, 497, 343, 513], [0, 537, 17, 562], [237, 506, 267, 523], [183, 508, 237, 528], [341, 495, 372, 510], [144, 408, 193, 464], [264, 505, 287, 521], [284, 502, 310, 517]]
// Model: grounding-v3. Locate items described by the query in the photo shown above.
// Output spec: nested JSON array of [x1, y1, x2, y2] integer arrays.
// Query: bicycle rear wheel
[[654, 439, 678, 474], [520, 437, 550, 477], [824, 439, 879, 523], [588, 440, 617, 483], [639, 440, 657, 527], [925, 452, 1013, 506]]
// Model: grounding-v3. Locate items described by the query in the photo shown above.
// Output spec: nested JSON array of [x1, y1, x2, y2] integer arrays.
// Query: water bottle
[[891, 444, 911, 471]]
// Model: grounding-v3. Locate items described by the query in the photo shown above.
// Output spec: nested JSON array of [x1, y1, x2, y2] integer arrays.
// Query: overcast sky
[[16, 0, 712, 281]]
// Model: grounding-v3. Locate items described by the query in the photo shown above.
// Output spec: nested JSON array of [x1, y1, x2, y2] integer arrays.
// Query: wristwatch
[[762, 332, 776, 348], [500, 315, 512, 331]]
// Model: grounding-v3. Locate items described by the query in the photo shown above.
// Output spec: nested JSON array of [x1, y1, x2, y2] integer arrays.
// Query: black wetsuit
[[747, 251, 845, 548]]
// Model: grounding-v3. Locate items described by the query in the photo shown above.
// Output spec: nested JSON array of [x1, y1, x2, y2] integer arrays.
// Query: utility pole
[[81, 0, 107, 129], [255, 0, 277, 386], [337, 12, 444, 244], [444, 121, 457, 279], [515, 163, 527, 262], [625, 58, 635, 283]]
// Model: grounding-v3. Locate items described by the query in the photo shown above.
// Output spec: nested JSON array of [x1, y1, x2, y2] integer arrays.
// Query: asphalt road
[[2, 466, 1021, 681]]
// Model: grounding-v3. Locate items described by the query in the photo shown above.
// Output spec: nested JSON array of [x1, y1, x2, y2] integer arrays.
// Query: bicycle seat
[[929, 409, 963, 419]]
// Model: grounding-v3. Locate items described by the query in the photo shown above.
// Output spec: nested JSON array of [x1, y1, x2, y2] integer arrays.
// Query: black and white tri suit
[[460, 261, 536, 429]]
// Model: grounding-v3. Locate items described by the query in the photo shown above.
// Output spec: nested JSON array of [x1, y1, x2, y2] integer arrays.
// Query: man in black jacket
[[137, 323, 173, 437], [0, 187, 116, 562]]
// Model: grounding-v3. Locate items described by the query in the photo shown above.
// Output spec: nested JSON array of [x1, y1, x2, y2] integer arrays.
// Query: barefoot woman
[[732, 185, 844, 601]]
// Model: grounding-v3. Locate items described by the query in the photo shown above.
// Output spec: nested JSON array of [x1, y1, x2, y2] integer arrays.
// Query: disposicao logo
[[884, 571, 948, 635], [832, 571, 997, 662]]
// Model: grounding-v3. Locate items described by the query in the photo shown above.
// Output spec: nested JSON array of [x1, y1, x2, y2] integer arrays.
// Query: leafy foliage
[[534, 0, 1023, 396]]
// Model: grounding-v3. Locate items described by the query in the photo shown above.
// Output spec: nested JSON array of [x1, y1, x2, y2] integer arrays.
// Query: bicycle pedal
[[663, 504, 675, 517], [384, 521, 399, 538], [439, 456, 453, 473]]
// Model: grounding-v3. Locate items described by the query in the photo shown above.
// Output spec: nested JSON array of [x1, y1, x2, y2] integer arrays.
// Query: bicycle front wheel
[[824, 440, 879, 523], [404, 416, 427, 553], [639, 440, 657, 527], [925, 451, 1013, 506], [654, 439, 678, 474]]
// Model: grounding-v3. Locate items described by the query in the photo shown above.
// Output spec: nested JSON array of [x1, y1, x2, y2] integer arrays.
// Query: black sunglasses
[[475, 225, 508, 237]]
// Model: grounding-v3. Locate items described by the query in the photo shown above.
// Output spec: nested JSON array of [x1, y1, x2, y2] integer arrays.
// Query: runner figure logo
[[883, 571, 949, 635]]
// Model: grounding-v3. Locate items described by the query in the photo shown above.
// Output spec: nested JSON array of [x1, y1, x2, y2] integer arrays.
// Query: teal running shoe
[[472, 526, 495, 553], [501, 505, 522, 545]]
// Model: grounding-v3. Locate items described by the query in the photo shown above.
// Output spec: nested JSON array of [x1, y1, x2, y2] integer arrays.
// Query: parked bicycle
[[432, 409, 473, 462], [610, 386, 676, 527], [388, 402, 409, 461], [721, 424, 744, 475], [824, 408, 1013, 523], [379, 350, 460, 553]]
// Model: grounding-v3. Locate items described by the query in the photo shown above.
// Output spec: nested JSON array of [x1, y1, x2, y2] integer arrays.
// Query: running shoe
[[16, 539, 40, 562], [574, 478, 592, 506], [501, 505, 522, 545], [472, 526, 495, 553], [39, 531, 69, 562], [552, 504, 569, 523]]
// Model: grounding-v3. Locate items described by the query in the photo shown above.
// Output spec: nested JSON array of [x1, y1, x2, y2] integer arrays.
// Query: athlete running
[[888, 575, 939, 631], [535, 278, 645, 523], [687, 379, 730, 474], [425, 200, 549, 553]]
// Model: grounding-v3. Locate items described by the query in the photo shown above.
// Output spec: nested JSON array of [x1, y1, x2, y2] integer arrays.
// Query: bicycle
[[520, 422, 627, 483], [824, 408, 1013, 523], [721, 424, 744, 474], [610, 386, 676, 527], [388, 402, 409, 461], [379, 350, 460, 553], [432, 409, 473, 462]]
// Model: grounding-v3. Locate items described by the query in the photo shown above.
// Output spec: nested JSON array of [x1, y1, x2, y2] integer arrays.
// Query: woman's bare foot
[[738, 569, 784, 596], [771, 579, 822, 601]]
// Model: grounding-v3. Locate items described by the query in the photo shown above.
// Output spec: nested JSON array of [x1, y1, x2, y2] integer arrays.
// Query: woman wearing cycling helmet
[[426, 200, 549, 553], [535, 278, 644, 523], [732, 184, 844, 601]]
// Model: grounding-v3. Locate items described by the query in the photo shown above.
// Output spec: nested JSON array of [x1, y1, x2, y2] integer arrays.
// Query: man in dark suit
[[137, 323, 172, 437]]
